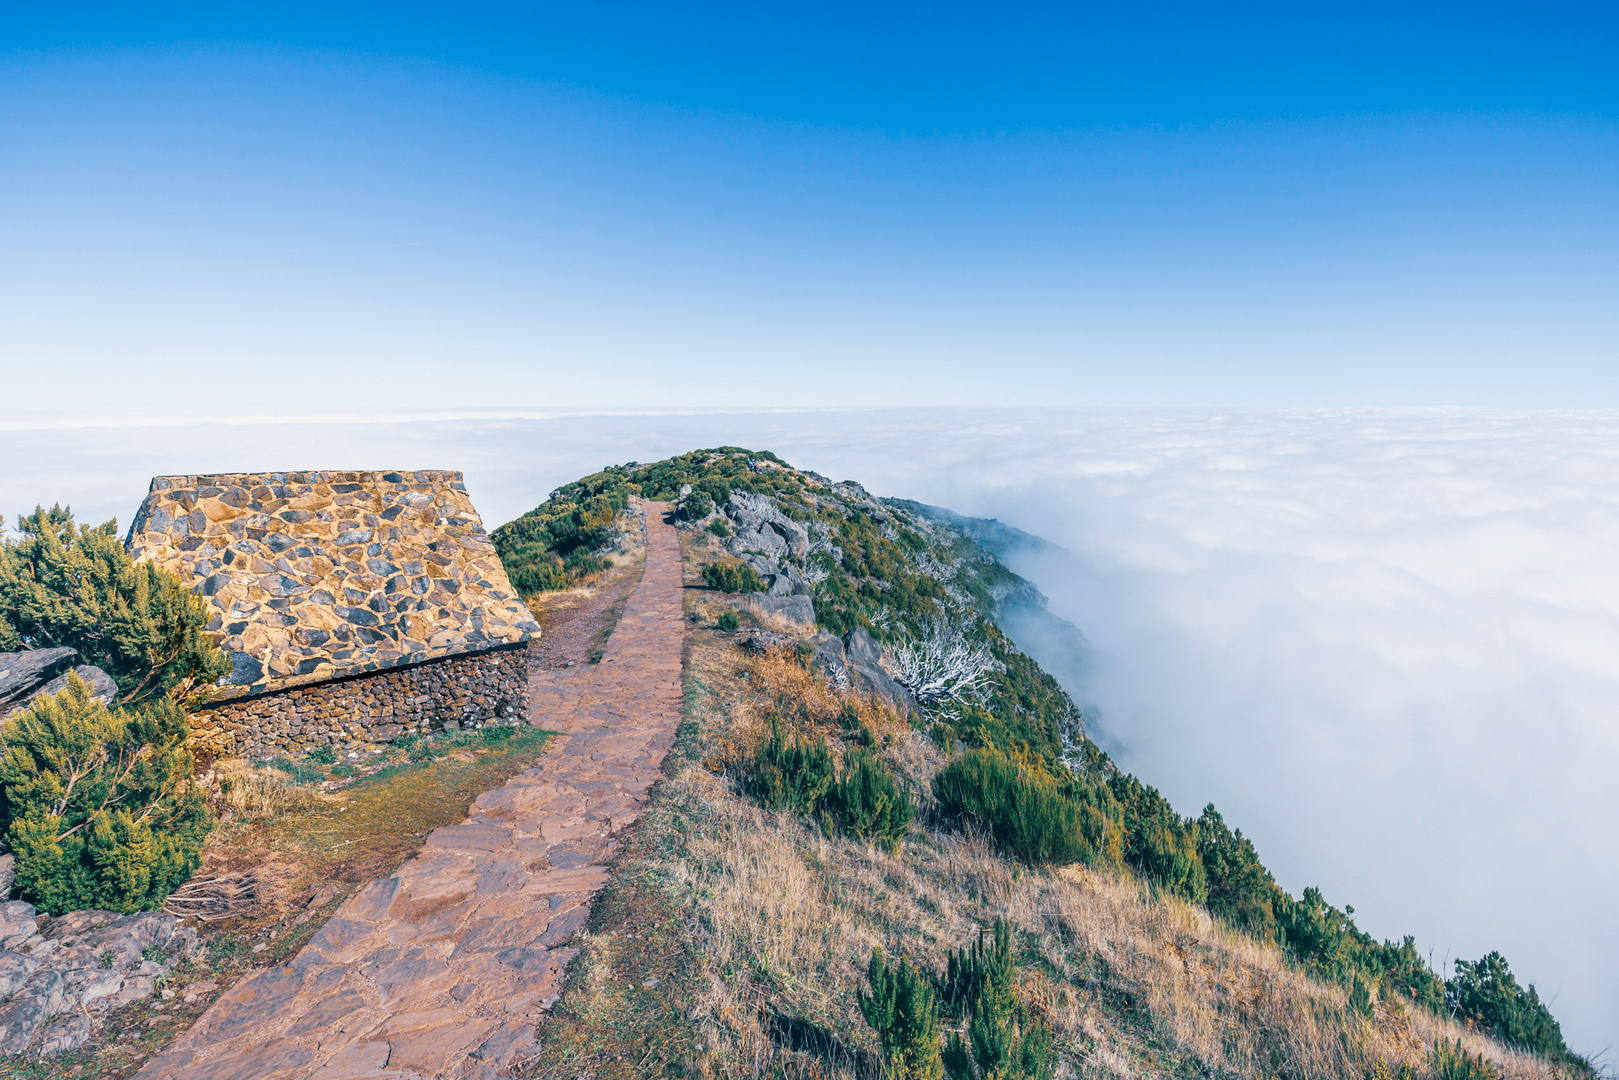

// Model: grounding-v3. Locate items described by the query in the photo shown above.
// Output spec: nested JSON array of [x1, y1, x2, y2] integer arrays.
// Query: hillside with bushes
[[505, 449, 1592, 1080]]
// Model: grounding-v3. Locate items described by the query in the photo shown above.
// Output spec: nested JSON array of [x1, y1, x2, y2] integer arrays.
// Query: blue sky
[[2, 3, 1616, 419]]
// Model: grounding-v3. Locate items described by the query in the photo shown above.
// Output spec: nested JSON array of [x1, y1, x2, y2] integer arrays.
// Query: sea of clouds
[[2, 407, 1613, 1056]]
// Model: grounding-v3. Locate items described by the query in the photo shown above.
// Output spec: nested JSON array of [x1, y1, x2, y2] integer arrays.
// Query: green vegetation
[[0, 672, 211, 913], [751, 718, 914, 851], [715, 609, 740, 632], [859, 947, 944, 1080], [676, 491, 714, 521], [489, 477, 626, 595], [932, 747, 1114, 867], [305, 745, 337, 765], [751, 717, 834, 815], [702, 561, 766, 594], [1431, 1038, 1501, 1080], [827, 746, 914, 854], [1447, 952, 1578, 1067], [493, 448, 802, 595], [941, 919, 1055, 1080], [0, 506, 229, 705]]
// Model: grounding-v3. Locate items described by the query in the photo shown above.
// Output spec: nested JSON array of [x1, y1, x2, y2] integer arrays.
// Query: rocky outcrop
[[738, 594, 816, 629], [724, 493, 809, 562], [0, 649, 118, 718], [809, 629, 916, 715], [0, 902, 199, 1057]]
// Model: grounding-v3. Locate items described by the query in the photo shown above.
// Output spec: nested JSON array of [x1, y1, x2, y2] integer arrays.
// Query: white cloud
[[2, 407, 1613, 1054]]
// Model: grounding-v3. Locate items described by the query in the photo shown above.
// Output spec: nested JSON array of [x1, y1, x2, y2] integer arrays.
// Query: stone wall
[[191, 644, 530, 760]]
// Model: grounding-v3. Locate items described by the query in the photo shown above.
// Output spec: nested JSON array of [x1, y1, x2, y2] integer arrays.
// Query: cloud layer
[[3, 407, 1613, 1053]]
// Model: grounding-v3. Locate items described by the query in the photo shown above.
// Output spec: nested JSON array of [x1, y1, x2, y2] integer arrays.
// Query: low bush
[[1431, 1039, 1501, 1080], [859, 947, 944, 1080], [932, 748, 1110, 866], [0, 673, 212, 913], [702, 561, 767, 594], [828, 747, 913, 853], [707, 519, 731, 538], [941, 917, 1056, 1080], [716, 609, 741, 632], [306, 745, 337, 765], [751, 718, 834, 814], [677, 492, 714, 521], [1446, 952, 1580, 1066]]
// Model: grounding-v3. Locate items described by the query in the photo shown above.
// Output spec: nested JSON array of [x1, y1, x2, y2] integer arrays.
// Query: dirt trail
[[137, 502, 685, 1080]]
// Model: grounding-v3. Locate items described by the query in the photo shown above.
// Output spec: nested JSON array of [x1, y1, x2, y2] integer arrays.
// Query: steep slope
[[498, 449, 1587, 1080]]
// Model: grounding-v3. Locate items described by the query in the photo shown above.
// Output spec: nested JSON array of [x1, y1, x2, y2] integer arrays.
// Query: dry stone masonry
[[128, 470, 540, 757]]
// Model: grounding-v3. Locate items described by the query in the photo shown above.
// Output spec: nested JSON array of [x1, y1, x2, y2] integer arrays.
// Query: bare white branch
[[884, 615, 1000, 710]]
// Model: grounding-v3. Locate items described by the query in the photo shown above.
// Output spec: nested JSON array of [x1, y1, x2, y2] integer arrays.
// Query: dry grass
[[208, 758, 326, 816], [534, 618, 1572, 1080]]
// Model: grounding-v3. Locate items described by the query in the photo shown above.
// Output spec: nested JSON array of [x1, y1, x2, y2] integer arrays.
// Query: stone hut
[[128, 470, 540, 759]]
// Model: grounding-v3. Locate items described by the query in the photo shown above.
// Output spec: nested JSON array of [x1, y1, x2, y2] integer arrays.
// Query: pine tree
[[941, 918, 1056, 1080], [0, 672, 212, 913], [0, 506, 227, 705], [859, 947, 944, 1080]]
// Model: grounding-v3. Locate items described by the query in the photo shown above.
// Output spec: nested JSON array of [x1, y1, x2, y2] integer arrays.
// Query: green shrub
[[677, 492, 714, 521], [941, 918, 1056, 1080], [330, 762, 358, 779], [306, 745, 337, 765], [0, 673, 212, 914], [932, 748, 1108, 866], [751, 718, 834, 815], [716, 609, 741, 632], [828, 747, 913, 853], [1196, 804, 1279, 937], [1108, 772, 1206, 903], [479, 724, 520, 742], [0, 506, 229, 706], [702, 561, 766, 594], [859, 947, 943, 1080], [1430, 1039, 1500, 1080], [707, 519, 732, 538], [1446, 952, 1582, 1066]]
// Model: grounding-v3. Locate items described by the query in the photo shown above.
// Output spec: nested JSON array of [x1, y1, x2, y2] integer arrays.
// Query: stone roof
[[128, 471, 540, 701]]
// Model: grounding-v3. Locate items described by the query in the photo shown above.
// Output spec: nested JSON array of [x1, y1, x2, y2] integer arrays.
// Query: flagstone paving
[[137, 502, 685, 1080]]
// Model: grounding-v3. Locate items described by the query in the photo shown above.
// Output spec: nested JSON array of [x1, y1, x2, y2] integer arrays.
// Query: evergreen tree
[[859, 947, 944, 1080], [941, 918, 1056, 1080], [1196, 804, 1279, 936], [829, 746, 914, 853], [0, 506, 227, 705], [1447, 952, 1580, 1066], [0, 672, 213, 913]]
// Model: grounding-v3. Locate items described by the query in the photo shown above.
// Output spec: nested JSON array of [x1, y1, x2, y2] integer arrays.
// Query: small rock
[[38, 1013, 92, 1057], [251, 942, 268, 953], [0, 854, 14, 901], [0, 901, 37, 950]]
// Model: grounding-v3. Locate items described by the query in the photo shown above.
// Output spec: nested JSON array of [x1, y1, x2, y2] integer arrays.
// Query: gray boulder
[[30, 666, 118, 710], [725, 493, 809, 560], [0, 903, 37, 951], [0, 648, 79, 713], [0, 855, 13, 902], [738, 594, 816, 629], [0, 649, 118, 719], [809, 629, 917, 716]]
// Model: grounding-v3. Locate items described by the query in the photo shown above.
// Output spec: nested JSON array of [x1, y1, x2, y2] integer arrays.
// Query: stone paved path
[[137, 503, 685, 1080]]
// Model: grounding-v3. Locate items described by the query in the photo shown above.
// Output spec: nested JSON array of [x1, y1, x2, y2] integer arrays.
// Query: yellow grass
[[536, 623, 1569, 1079]]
